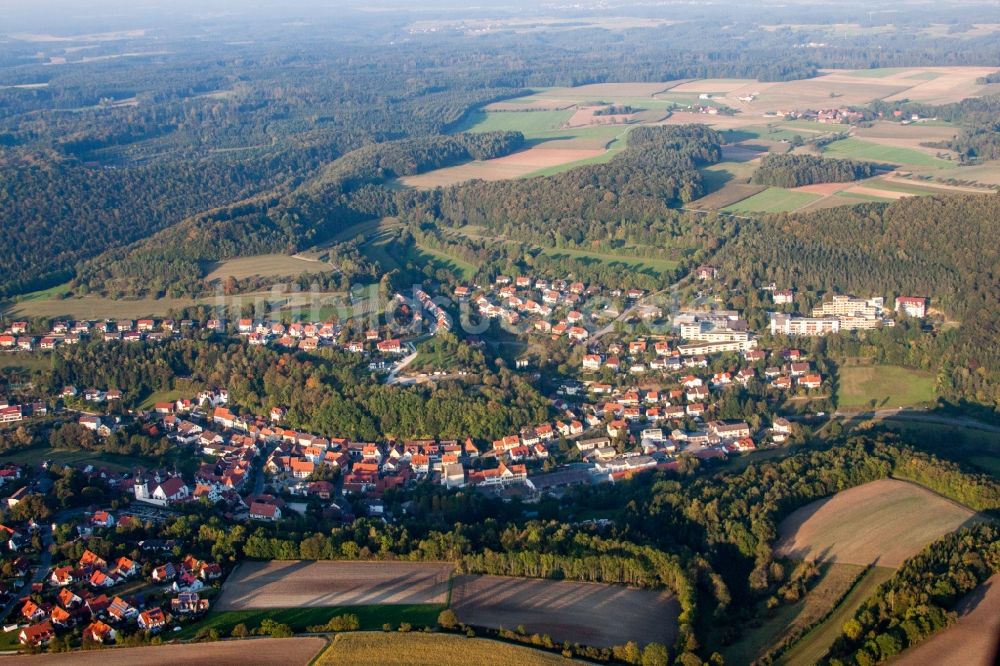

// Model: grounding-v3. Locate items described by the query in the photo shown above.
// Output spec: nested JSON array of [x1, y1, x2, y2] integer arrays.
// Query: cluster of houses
[[0, 319, 194, 353], [460, 275, 646, 342], [0, 398, 46, 425], [770, 294, 927, 336], [15, 541, 220, 648]]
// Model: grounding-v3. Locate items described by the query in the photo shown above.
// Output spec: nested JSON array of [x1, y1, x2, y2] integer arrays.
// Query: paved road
[[0, 522, 53, 623], [384, 350, 418, 385]]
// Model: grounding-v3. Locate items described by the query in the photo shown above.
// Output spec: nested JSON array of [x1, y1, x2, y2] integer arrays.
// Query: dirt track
[[216, 560, 453, 610], [7, 637, 326, 665], [450, 574, 678, 648]]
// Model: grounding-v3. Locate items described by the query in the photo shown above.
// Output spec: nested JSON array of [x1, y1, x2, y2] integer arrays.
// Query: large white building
[[895, 296, 927, 318], [770, 313, 841, 336]]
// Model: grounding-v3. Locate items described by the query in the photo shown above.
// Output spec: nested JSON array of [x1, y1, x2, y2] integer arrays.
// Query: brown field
[[774, 479, 979, 567], [317, 632, 574, 666], [664, 78, 755, 94], [566, 106, 635, 128], [486, 100, 574, 111], [216, 560, 453, 610], [841, 185, 912, 200], [398, 146, 607, 188], [689, 182, 766, 210], [894, 574, 1000, 666], [450, 574, 678, 648], [792, 181, 855, 195], [8, 637, 327, 665], [205, 254, 335, 281]]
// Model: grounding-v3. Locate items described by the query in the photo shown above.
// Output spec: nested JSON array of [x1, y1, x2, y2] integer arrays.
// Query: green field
[[821, 138, 951, 168], [0, 446, 139, 473], [836, 364, 937, 409], [17, 281, 73, 302], [454, 109, 575, 136], [722, 187, 821, 213], [177, 604, 444, 640], [413, 243, 477, 279], [138, 388, 192, 410], [778, 567, 895, 665], [538, 246, 679, 272], [844, 67, 914, 78], [0, 353, 51, 373]]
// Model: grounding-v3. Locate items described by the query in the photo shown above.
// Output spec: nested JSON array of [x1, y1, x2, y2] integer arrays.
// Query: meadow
[[722, 187, 821, 213], [836, 364, 937, 409], [820, 138, 951, 168]]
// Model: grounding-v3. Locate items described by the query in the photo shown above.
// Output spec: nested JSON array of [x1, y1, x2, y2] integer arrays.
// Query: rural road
[[0, 522, 53, 623], [385, 349, 418, 385]]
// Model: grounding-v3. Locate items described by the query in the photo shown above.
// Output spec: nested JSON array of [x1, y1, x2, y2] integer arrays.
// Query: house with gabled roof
[[83, 620, 116, 644], [138, 607, 167, 631], [107, 596, 138, 622], [19, 620, 54, 646]]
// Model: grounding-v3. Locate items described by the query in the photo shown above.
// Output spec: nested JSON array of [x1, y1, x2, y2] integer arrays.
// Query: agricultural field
[[894, 574, 1000, 666], [774, 479, 979, 567], [204, 254, 335, 281], [820, 138, 951, 169], [317, 632, 573, 666], [776, 566, 895, 666], [720, 563, 867, 665], [836, 364, 937, 409], [868, 420, 1000, 478], [449, 574, 679, 648], [722, 187, 821, 213], [397, 145, 610, 187], [216, 561, 454, 610], [13, 637, 327, 665]]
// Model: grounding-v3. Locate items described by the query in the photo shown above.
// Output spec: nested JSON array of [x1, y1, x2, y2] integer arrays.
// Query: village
[[0, 269, 934, 651]]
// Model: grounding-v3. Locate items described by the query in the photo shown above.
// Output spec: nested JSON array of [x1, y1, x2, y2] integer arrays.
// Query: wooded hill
[[75, 125, 721, 297], [715, 195, 1000, 413]]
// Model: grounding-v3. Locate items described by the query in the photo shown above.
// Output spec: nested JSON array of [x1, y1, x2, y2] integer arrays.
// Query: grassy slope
[[836, 364, 937, 409], [538, 246, 679, 272], [778, 566, 895, 665]]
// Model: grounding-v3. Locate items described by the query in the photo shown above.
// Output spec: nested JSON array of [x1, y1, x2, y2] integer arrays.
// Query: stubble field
[[216, 561, 454, 610], [450, 574, 679, 648], [774, 479, 978, 567]]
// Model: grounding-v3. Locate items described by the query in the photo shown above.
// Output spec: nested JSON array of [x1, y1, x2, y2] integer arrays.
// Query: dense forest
[[752, 154, 880, 187], [714, 195, 1000, 413]]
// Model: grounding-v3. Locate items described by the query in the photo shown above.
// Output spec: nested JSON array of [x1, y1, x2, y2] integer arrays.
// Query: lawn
[[138, 388, 195, 410], [318, 632, 573, 666], [176, 604, 444, 640], [538, 246, 679, 273], [777, 567, 895, 665], [722, 187, 821, 213], [821, 138, 951, 168], [836, 364, 937, 409]]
